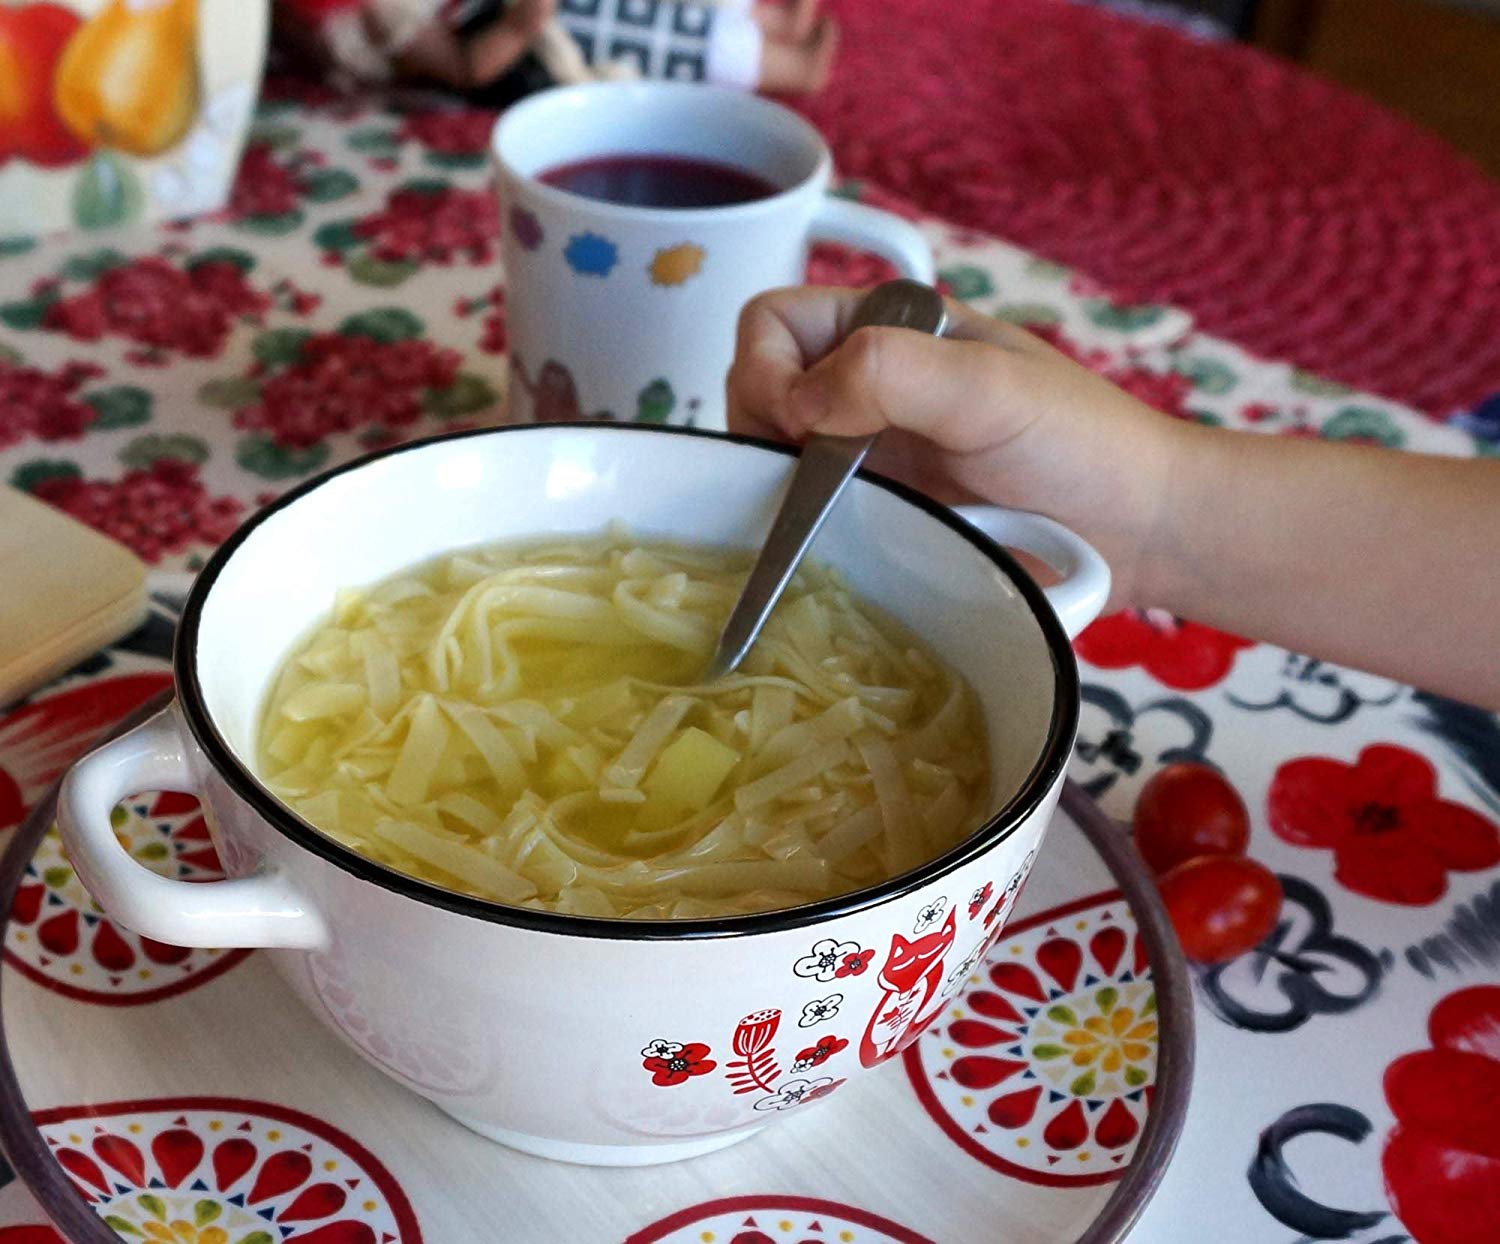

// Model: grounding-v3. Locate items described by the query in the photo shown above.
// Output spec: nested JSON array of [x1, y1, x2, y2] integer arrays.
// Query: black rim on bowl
[[174, 423, 1082, 940]]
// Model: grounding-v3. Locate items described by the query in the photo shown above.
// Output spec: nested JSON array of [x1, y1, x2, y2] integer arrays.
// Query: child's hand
[[727, 285, 1183, 608]]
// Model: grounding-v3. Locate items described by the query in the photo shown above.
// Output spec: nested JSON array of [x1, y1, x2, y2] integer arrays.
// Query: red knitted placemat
[[795, 0, 1500, 416]]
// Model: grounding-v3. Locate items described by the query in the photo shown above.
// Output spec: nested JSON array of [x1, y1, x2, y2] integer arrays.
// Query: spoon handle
[[704, 432, 877, 680], [703, 279, 948, 681]]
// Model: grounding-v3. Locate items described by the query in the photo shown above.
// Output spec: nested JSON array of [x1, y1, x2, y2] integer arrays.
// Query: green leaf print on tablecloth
[[341, 308, 425, 343], [198, 377, 262, 409], [1322, 406, 1405, 448], [10, 459, 80, 492], [120, 434, 209, 468], [938, 265, 995, 301], [237, 434, 331, 480], [423, 372, 498, 417], [84, 387, 153, 430], [1172, 355, 1240, 395], [235, 210, 307, 236], [994, 303, 1063, 327], [347, 255, 420, 287], [62, 249, 128, 282], [301, 169, 361, 203], [1084, 299, 1168, 332], [253, 328, 315, 366], [347, 127, 401, 154], [1291, 369, 1353, 397]]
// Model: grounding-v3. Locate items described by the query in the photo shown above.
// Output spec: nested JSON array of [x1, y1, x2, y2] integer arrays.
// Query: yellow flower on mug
[[650, 243, 706, 287]]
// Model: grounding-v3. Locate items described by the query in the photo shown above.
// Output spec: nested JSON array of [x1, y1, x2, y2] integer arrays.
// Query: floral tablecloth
[[1, 88, 1498, 1244]]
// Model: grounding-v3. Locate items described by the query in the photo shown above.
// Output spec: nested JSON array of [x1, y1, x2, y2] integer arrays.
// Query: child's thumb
[[784, 326, 1016, 451]]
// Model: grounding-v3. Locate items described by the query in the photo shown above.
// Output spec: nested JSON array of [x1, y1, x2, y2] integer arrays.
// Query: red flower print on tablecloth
[[1074, 608, 1254, 691], [17, 457, 242, 564], [791, 1033, 849, 1073], [0, 357, 107, 449], [0, 672, 172, 831], [1028, 324, 1195, 420], [454, 285, 507, 354], [35, 1097, 421, 1241], [1268, 744, 1500, 906], [220, 141, 360, 233], [8, 791, 251, 1003], [397, 107, 496, 165], [625, 1194, 934, 1244], [1382, 985, 1500, 1244], [317, 181, 499, 286], [29, 254, 272, 363], [210, 311, 497, 476], [906, 892, 1156, 1186], [806, 241, 899, 289], [641, 1040, 717, 1087]]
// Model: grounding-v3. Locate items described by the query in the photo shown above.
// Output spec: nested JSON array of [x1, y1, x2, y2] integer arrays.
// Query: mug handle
[[810, 197, 935, 283], [953, 505, 1111, 639], [57, 704, 327, 951]]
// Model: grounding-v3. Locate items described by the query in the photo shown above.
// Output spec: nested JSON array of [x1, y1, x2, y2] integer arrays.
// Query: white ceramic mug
[[57, 425, 1109, 1166], [493, 82, 933, 430]]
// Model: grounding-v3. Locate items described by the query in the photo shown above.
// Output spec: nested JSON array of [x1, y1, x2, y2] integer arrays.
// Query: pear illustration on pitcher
[[53, 0, 200, 158]]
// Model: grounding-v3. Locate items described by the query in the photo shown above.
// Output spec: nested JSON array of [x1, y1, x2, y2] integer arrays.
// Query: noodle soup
[[256, 528, 989, 918]]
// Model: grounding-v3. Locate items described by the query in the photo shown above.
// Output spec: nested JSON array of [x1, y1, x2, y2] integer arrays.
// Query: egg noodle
[[256, 529, 989, 918]]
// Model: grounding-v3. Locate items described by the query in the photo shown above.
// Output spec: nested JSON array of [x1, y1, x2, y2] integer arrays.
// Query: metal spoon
[[702, 278, 949, 682]]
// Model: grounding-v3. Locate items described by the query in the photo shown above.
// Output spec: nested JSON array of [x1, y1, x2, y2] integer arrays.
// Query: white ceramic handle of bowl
[[57, 705, 327, 951], [810, 197, 935, 283], [954, 505, 1111, 639]]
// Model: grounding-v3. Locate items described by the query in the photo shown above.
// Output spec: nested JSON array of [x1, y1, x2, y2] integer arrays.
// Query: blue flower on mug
[[564, 231, 619, 277]]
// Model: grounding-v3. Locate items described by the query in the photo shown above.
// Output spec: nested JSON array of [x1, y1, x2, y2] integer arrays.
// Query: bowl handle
[[953, 505, 1111, 639], [57, 704, 327, 951]]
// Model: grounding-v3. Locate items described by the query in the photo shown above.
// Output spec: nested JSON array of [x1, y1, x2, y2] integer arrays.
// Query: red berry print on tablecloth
[[219, 141, 359, 234], [316, 181, 499, 287], [34, 1098, 421, 1242], [0, 356, 117, 450], [905, 892, 1158, 1186], [2, 251, 273, 364], [0, 672, 172, 830], [7, 794, 251, 1004], [860, 907, 957, 1069], [17, 458, 243, 565], [1074, 608, 1254, 691], [397, 108, 496, 167], [207, 311, 497, 477], [453, 285, 507, 355], [1268, 743, 1500, 906], [806, 241, 899, 289], [625, 1194, 934, 1244], [641, 1040, 717, 1087], [1381, 985, 1500, 1244]]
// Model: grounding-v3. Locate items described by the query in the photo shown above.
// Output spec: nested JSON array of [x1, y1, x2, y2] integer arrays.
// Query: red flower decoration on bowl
[[1074, 608, 1252, 690], [1382, 985, 1500, 1243], [642, 1041, 717, 1087], [1268, 744, 1500, 906]]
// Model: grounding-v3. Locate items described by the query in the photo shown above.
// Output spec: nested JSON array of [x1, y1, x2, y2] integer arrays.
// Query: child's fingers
[[728, 286, 1034, 442], [783, 323, 1049, 451]]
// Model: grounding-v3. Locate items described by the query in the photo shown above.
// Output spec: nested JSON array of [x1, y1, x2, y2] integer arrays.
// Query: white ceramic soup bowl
[[58, 424, 1109, 1167]]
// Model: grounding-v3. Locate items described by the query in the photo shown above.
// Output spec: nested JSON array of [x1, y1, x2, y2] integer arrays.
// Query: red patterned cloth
[[796, 0, 1500, 416]]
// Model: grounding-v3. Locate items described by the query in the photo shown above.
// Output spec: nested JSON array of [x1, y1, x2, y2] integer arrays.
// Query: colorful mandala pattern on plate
[[6, 793, 250, 1004], [625, 1195, 932, 1244], [905, 891, 1156, 1186], [35, 1098, 421, 1243]]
